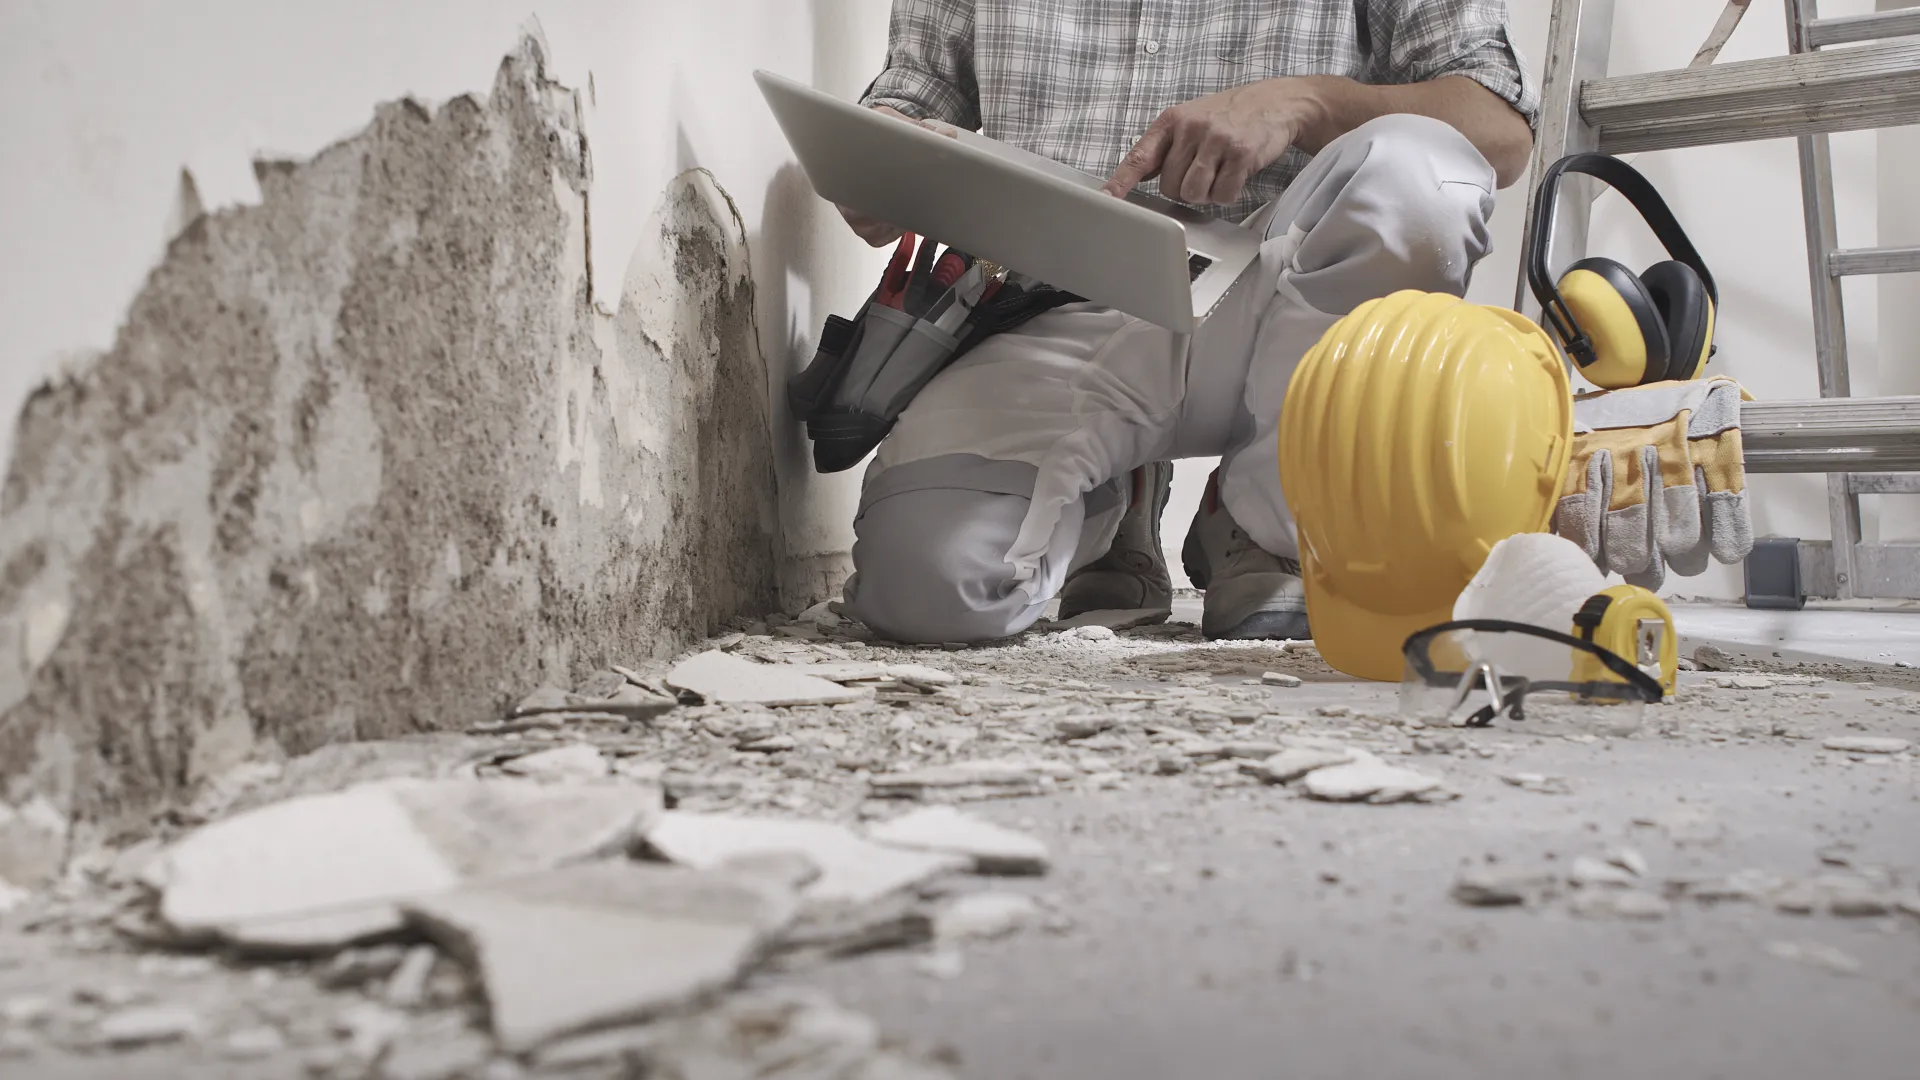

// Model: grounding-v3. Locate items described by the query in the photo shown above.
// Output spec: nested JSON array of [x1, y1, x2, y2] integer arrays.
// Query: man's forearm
[[1293, 74, 1535, 188]]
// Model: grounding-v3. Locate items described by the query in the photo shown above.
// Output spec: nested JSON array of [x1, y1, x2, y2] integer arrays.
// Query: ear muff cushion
[[1560, 257, 1670, 388], [1640, 260, 1713, 381]]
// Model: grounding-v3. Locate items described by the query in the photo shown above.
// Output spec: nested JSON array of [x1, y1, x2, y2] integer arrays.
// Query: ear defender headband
[[1526, 153, 1720, 388]]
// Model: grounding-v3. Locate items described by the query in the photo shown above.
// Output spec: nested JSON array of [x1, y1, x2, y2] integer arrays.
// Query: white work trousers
[[839, 114, 1498, 643]]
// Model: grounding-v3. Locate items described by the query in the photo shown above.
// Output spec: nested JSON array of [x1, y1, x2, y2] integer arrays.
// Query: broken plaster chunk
[[1301, 753, 1448, 804], [93, 1005, 203, 1049], [1569, 856, 1638, 889], [1256, 747, 1355, 784], [514, 683, 677, 723], [1451, 867, 1558, 908], [1765, 939, 1861, 976], [665, 651, 867, 707], [403, 861, 800, 1053], [1261, 672, 1303, 688], [867, 759, 1071, 801], [1606, 846, 1650, 878], [1500, 772, 1574, 795], [1820, 736, 1911, 755], [1571, 889, 1671, 920], [934, 891, 1040, 942], [499, 744, 609, 782], [1709, 674, 1780, 690], [865, 806, 1050, 875], [1057, 625, 1117, 642], [150, 779, 660, 951], [642, 811, 968, 907]]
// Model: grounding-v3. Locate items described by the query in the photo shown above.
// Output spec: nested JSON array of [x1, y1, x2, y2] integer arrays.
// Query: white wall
[[0, 0, 895, 600]]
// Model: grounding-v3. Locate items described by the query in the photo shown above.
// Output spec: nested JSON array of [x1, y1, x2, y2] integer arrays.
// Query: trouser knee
[[838, 457, 1097, 644]]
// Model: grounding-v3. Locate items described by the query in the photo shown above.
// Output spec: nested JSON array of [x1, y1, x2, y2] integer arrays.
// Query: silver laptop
[[754, 69, 1261, 334]]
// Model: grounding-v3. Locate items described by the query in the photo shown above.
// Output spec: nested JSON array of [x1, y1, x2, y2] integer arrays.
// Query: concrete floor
[[3, 609, 1917, 1078]]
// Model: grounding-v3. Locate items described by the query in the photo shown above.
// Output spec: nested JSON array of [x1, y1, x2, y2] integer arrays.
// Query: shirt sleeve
[[857, 0, 982, 129], [1361, 0, 1541, 130]]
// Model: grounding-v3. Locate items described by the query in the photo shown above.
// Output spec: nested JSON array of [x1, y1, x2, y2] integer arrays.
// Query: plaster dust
[[0, 32, 780, 849]]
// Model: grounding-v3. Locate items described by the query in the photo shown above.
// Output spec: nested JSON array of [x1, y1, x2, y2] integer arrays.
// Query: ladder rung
[[1746, 447, 1920, 472], [1828, 245, 1920, 276], [1740, 396, 1920, 473], [1850, 473, 1920, 495], [1582, 41, 1920, 154], [1741, 396, 1920, 447], [1808, 7, 1920, 48]]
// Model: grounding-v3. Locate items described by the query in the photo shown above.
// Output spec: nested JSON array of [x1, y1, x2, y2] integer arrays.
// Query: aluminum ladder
[[1515, 0, 1920, 605]]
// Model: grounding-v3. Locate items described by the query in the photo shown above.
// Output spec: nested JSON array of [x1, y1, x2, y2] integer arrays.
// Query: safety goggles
[[1400, 618, 1666, 732]]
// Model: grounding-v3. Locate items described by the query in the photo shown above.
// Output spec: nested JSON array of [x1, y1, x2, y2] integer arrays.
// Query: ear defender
[[1639, 260, 1714, 382], [1558, 256, 1670, 389], [1525, 154, 1719, 389]]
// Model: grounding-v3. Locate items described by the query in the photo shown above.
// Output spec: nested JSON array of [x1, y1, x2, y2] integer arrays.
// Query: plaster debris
[[1301, 753, 1452, 804], [377, 1018, 495, 1080], [498, 744, 609, 781], [1260, 672, 1303, 687], [1571, 889, 1671, 920], [666, 651, 867, 707], [148, 778, 660, 950], [1765, 939, 1861, 975], [1256, 747, 1356, 783], [1569, 856, 1638, 889], [868, 759, 1071, 801], [866, 806, 1050, 875], [1058, 625, 1118, 642], [1501, 772, 1574, 795], [935, 891, 1040, 942], [404, 861, 800, 1052], [384, 946, 440, 1009], [335, 1002, 410, 1062], [319, 945, 410, 990], [1054, 608, 1173, 630], [642, 811, 968, 907], [220, 1026, 288, 1059], [93, 1005, 203, 1048], [915, 948, 968, 980], [1820, 736, 1911, 755], [1451, 867, 1560, 907], [1606, 846, 1650, 878], [531, 987, 958, 1078]]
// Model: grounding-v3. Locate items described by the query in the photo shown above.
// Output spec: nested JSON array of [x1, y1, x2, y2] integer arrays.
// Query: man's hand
[[1104, 78, 1328, 207], [836, 105, 956, 246]]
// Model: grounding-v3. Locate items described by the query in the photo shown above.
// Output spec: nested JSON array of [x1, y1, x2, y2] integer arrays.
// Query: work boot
[[1181, 470, 1311, 640], [1057, 462, 1174, 620]]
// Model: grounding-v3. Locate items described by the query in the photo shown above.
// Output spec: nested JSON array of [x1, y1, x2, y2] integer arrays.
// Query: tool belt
[[787, 232, 1085, 473]]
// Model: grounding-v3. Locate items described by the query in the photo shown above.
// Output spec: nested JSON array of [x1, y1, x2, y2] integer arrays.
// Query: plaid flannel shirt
[[860, 0, 1539, 223]]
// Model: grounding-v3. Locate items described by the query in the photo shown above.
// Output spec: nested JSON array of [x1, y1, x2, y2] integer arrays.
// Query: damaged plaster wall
[[0, 33, 782, 861]]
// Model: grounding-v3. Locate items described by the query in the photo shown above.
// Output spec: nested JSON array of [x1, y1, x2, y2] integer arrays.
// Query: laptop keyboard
[[1188, 252, 1214, 282]]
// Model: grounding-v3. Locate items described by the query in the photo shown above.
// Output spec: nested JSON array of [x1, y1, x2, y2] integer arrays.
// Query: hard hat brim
[[1302, 553, 1455, 683]]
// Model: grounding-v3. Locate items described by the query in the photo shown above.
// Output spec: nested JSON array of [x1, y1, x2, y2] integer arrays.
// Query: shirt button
[[1144, 40, 1161, 54]]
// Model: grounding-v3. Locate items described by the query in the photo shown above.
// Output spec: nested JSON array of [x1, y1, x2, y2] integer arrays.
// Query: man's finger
[[1209, 161, 1252, 207], [1103, 124, 1172, 198], [1160, 125, 1205, 205]]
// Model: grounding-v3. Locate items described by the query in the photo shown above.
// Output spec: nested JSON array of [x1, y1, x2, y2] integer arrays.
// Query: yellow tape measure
[[1569, 584, 1678, 696]]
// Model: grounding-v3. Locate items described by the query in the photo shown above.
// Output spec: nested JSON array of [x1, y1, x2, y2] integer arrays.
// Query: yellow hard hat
[[1279, 290, 1574, 682]]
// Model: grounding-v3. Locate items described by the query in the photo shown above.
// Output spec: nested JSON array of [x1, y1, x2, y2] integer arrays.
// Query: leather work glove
[[1552, 376, 1755, 591]]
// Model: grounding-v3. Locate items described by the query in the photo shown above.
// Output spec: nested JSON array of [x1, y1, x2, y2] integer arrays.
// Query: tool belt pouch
[[788, 236, 1082, 473]]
